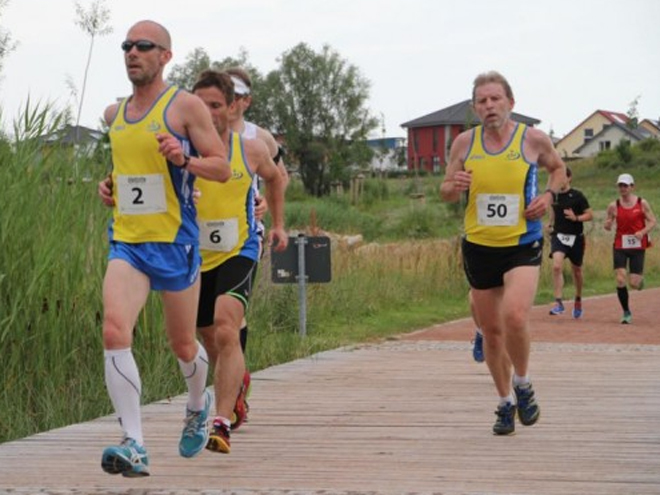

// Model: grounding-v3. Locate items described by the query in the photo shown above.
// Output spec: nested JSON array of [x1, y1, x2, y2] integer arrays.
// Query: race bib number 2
[[476, 194, 520, 226], [117, 174, 167, 215]]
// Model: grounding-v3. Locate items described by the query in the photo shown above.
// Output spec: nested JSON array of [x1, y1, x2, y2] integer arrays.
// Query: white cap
[[616, 173, 634, 185], [230, 75, 250, 95]]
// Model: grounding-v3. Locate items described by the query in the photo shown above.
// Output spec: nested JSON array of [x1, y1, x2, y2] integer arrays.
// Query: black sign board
[[271, 235, 332, 284]]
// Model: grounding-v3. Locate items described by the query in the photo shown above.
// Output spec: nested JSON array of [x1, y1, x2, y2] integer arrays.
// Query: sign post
[[271, 234, 331, 336]]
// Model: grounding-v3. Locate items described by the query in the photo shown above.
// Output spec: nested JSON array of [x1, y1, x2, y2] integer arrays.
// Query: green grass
[[1, 107, 659, 445]]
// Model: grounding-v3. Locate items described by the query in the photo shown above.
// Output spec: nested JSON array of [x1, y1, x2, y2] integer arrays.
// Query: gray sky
[[1, 0, 659, 138]]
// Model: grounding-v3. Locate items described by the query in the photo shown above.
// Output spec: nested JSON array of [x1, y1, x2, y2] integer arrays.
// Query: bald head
[[127, 20, 171, 50]]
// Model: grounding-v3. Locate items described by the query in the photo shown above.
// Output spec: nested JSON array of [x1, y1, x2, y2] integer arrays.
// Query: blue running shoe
[[514, 383, 541, 426], [472, 331, 485, 363], [572, 299, 582, 319], [101, 437, 150, 477], [549, 303, 564, 315], [179, 389, 211, 458], [493, 402, 516, 435]]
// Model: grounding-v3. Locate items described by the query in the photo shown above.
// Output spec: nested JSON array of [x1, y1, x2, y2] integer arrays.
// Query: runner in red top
[[604, 173, 657, 324]]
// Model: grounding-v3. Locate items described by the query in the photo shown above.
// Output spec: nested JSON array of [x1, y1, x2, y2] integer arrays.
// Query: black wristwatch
[[181, 154, 191, 169]]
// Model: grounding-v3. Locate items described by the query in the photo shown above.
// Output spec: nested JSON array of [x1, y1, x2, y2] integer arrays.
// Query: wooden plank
[[0, 341, 659, 495]]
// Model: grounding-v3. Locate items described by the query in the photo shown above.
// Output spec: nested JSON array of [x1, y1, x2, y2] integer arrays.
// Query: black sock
[[240, 325, 248, 353], [616, 286, 629, 312]]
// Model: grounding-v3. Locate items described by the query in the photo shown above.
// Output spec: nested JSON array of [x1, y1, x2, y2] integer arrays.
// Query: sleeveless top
[[463, 123, 542, 247], [108, 85, 198, 244], [196, 132, 260, 271], [242, 120, 265, 236], [614, 197, 649, 249]]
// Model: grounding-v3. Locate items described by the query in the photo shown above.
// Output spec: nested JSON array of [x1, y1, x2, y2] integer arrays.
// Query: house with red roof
[[554, 110, 631, 159], [400, 100, 540, 173]]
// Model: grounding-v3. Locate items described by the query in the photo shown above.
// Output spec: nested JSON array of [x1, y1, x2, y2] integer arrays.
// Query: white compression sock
[[104, 348, 143, 445], [178, 342, 209, 412]]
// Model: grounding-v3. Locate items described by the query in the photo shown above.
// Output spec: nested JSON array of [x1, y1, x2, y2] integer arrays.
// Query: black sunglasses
[[121, 39, 166, 53]]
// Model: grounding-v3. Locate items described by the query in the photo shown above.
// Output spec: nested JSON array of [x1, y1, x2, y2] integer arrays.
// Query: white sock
[[213, 416, 231, 428], [178, 342, 209, 411], [513, 374, 530, 386], [104, 348, 143, 445], [499, 394, 515, 406]]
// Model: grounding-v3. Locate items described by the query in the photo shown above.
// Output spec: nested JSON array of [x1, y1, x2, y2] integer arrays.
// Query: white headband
[[230, 75, 250, 95]]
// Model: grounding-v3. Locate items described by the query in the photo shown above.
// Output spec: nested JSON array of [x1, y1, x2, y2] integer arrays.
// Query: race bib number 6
[[199, 218, 239, 252], [477, 194, 520, 226], [117, 174, 167, 215]]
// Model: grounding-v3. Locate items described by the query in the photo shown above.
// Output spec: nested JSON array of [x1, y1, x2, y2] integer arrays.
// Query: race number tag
[[117, 174, 167, 215], [199, 218, 239, 252], [558, 233, 576, 247], [622, 234, 642, 249], [477, 194, 520, 226]]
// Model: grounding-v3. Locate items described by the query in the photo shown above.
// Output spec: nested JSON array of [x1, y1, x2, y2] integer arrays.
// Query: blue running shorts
[[109, 241, 201, 291]]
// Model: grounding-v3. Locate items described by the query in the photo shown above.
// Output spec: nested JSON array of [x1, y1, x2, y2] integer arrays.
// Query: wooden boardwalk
[[1, 335, 659, 494]]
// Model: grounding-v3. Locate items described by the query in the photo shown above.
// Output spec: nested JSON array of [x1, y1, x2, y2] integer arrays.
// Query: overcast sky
[[1, 0, 659, 138]]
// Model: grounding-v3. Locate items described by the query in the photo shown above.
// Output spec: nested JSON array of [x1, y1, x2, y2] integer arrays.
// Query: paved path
[[1, 290, 659, 495]]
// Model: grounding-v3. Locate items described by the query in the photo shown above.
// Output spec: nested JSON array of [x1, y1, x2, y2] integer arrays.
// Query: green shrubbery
[[594, 137, 660, 170]]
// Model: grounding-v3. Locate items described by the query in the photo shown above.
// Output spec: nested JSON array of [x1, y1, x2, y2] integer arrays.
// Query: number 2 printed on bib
[[117, 174, 167, 215], [477, 194, 520, 226]]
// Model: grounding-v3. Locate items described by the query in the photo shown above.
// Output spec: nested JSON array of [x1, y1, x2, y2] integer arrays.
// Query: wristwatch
[[181, 154, 191, 169]]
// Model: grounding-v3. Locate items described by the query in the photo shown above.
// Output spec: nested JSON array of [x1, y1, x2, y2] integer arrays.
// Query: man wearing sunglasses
[[99, 20, 230, 478], [604, 173, 657, 324]]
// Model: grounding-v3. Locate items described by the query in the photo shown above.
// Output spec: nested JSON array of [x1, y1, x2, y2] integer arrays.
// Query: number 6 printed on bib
[[199, 218, 239, 252]]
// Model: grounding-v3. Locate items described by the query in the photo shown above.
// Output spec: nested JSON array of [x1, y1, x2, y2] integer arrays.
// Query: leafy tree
[[167, 47, 212, 90], [265, 43, 378, 196], [166, 47, 273, 125]]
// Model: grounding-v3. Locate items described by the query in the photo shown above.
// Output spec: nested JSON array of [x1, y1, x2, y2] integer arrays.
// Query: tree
[[0, 0, 17, 78], [73, 0, 112, 134], [626, 95, 641, 129], [167, 47, 212, 90], [266, 43, 378, 196], [166, 47, 274, 125]]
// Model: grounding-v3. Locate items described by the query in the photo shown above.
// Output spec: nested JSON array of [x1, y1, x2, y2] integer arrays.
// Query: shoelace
[[516, 387, 536, 408], [495, 405, 514, 421], [182, 410, 204, 437]]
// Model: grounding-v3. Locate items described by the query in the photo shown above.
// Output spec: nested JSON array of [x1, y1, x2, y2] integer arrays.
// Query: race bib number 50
[[117, 174, 167, 215], [477, 194, 520, 226]]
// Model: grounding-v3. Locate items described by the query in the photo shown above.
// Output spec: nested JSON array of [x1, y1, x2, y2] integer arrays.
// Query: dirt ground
[[403, 287, 660, 345]]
